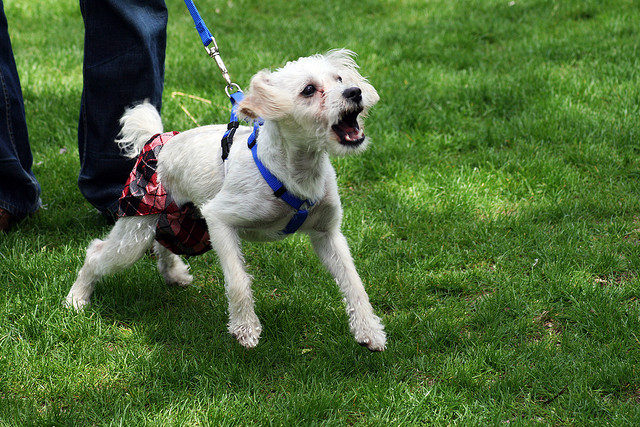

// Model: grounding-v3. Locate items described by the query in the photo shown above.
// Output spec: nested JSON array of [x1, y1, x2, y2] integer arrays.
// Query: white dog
[[65, 50, 386, 351]]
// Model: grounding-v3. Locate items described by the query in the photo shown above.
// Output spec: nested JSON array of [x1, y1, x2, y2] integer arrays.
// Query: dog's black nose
[[343, 87, 362, 103]]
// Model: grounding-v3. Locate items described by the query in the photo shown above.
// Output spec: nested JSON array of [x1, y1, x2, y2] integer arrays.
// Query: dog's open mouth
[[332, 109, 365, 146]]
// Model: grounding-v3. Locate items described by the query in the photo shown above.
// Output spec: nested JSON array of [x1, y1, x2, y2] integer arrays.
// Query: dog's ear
[[239, 70, 292, 120]]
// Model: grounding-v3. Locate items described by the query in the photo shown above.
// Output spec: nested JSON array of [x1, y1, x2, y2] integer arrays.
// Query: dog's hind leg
[[309, 229, 387, 351], [65, 215, 158, 310], [154, 242, 193, 287]]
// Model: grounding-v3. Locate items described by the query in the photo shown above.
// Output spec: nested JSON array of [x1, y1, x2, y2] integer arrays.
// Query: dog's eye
[[337, 76, 343, 83], [301, 84, 317, 97]]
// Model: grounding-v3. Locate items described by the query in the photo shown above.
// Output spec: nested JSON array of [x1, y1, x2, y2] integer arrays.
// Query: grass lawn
[[2, 0, 640, 424]]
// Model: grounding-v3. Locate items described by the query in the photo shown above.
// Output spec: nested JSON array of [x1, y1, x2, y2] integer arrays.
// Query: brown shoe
[[0, 207, 18, 233]]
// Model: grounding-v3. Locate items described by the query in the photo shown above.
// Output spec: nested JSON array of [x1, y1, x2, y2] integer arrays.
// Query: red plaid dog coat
[[118, 132, 212, 256]]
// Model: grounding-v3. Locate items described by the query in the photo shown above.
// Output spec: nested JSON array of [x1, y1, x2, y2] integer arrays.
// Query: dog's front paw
[[353, 317, 387, 352], [64, 293, 90, 312], [228, 317, 262, 349]]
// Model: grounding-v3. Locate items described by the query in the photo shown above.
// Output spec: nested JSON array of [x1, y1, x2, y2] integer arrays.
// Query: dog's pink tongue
[[335, 120, 363, 142], [333, 115, 365, 144], [344, 127, 364, 142]]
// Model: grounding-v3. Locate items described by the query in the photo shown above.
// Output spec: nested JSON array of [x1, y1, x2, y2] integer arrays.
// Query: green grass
[[2, 0, 640, 424]]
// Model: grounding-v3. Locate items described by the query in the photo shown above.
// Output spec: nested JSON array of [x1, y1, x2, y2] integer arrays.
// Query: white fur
[[116, 101, 164, 159], [65, 50, 386, 351]]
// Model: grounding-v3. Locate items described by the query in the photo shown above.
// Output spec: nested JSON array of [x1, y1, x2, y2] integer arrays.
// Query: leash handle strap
[[183, 0, 214, 47]]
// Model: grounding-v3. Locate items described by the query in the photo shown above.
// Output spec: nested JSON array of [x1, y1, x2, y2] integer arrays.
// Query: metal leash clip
[[184, 0, 241, 95], [204, 36, 240, 96]]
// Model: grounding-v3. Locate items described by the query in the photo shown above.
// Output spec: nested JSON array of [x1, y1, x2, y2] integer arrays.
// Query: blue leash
[[183, 0, 238, 93], [183, 0, 213, 47]]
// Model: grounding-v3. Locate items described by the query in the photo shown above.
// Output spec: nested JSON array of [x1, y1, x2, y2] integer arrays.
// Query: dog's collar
[[248, 128, 315, 235]]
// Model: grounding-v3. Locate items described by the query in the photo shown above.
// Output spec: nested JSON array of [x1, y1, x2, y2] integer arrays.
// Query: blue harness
[[222, 92, 315, 235]]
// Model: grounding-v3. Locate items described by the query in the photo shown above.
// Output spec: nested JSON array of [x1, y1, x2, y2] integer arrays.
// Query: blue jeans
[[78, 0, 167, 218], [0, 0, 41, 218], [0, 0, 167, 219]]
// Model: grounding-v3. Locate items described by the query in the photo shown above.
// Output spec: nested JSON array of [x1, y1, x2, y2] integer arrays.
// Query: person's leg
[[78, 0, 167, 219], [0, 0, 41, 225]]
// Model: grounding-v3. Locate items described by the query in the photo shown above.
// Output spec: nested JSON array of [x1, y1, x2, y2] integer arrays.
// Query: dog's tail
[[116, 100, 164, 159]]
